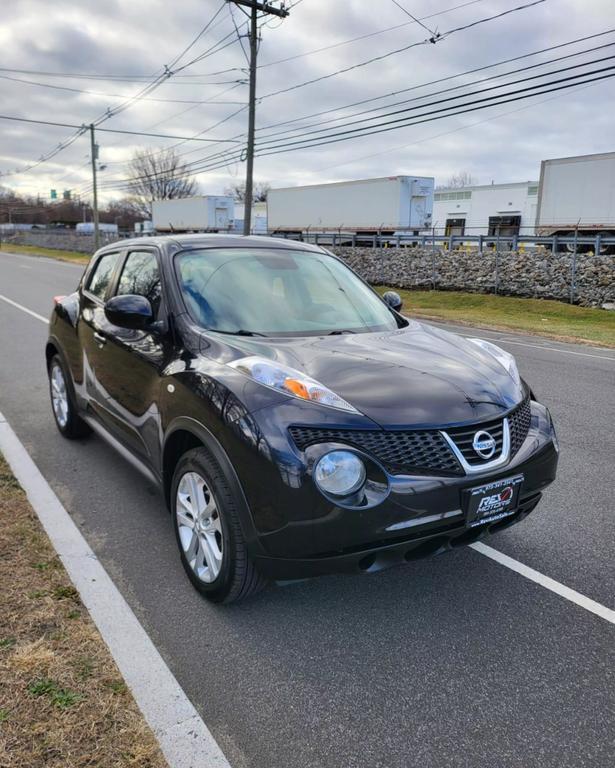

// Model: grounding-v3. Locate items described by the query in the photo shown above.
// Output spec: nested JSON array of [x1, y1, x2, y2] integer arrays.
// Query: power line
[[167, 2, 227, 69], [252, 28, 615, 135], [254, 53, 615, 148], [115, 0, 560, 179], [311, 79, 608, 175], [229, 3, 252, 65], [226, 0, 290, 235], [163, 67, 615, 175], [0, 21, 243, 180], [389, 0, 439, 37], [141, 32, 615, 175], [0, 72, 246, 100], [250, 71, 615, 160], [0, 114, 243, 142], [257, 0, 487, 68], [99, 63, 615, 188], [0, 66, 243, 82], [259, 0, 546, 100]]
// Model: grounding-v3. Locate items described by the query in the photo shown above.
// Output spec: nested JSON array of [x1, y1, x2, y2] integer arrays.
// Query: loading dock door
[[445, 218, 465, 236], [488, 215, 521, 236]]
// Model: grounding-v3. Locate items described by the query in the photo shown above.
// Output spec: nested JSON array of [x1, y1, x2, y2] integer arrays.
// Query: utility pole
[[89, 124, 100, 250], [227, 1, 288, 235]]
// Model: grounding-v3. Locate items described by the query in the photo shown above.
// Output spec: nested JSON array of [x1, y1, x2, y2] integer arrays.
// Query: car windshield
[[175, 247, 401, 336]]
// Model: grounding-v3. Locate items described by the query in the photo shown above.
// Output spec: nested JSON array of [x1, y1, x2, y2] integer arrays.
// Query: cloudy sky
[[1, 0, 614, 203]]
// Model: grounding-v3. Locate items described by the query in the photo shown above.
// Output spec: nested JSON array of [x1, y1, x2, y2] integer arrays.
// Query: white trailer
[[232, 201, 268, 234], [267, 176, 434, 238], [535, 152, 615, 242], [432, 181, 539, 237], [134, 221, 155, 235], [76, 222, 118, 235], [152, 196, 234, 232]]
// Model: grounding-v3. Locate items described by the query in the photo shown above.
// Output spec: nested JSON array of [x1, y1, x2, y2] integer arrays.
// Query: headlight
[[468, 338, 520, 385], [314, 450, 366, 496], [228, 356, 359, 413]]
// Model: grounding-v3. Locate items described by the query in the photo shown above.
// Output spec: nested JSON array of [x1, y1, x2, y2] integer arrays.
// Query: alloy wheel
[[50, 362, 69, 428], [176, 471, 223, 583]]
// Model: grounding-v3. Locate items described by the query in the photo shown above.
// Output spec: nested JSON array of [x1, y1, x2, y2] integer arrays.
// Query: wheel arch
[[45, 338, 61, 370], [162, 417, 261, 552]]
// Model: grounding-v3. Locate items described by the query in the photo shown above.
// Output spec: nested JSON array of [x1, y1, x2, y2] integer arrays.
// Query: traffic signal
[[50, 189, 57, 199], [63, 190, 71, 200]]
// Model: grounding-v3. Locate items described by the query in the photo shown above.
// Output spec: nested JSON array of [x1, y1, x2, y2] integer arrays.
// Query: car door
[[77, 249, 125, 419], [92, 247, 171, 466]]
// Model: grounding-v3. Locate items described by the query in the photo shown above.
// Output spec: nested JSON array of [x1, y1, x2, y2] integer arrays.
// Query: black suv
[[46, 235, 558, 603]]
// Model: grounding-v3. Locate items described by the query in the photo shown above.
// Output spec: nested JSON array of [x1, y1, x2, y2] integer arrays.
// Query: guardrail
[[270, 231, 615, 254]]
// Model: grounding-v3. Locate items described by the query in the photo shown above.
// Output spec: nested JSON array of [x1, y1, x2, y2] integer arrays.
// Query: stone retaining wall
[[1, 231, 119, 253], [330, 247, 615, 307], [3, 232, 613, 307]]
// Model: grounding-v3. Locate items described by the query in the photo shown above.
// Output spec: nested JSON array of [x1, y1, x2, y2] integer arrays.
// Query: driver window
[[116, 251, 162, 316]]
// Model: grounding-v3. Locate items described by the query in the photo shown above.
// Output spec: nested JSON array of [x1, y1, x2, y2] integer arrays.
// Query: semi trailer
[[151, 196, 234, 233], [267, 176, 434, 242], [536, 151, 615, 251]]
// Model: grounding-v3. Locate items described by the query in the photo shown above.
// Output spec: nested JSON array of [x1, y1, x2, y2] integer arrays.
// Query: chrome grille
[[289, 395, 532, 476], [445, 418, 505, 465]]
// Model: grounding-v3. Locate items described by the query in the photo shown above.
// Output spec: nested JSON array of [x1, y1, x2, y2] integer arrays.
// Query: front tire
[[48, 354, 90, 439], [171, 447, 268, 604]]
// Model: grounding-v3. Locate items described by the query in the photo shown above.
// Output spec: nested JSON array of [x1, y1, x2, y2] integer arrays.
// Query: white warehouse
[[432, 181, 539, 237]]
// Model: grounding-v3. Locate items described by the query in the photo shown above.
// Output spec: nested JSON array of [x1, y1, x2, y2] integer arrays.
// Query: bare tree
[[445, 170, 475, 188], [224, 180, 270, 202], [126, 148, 198, 216], [103, 198, 144, 229]]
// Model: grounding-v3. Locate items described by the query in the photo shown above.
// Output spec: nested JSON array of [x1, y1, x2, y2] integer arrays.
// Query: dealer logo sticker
[[472, 430, 497, 459], [477, 485, 514, 513]]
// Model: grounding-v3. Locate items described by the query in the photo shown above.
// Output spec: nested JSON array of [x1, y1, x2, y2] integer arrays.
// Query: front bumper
[[253, 491, 543, 580], [229, 400, 558, 578]]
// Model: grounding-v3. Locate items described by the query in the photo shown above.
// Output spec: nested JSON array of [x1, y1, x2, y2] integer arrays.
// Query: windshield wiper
[[209, 328, 268, 337], [328, 329, 357, 335]]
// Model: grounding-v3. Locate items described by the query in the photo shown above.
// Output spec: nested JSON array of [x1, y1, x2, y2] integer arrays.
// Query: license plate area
[[464, 474, 524, 527]]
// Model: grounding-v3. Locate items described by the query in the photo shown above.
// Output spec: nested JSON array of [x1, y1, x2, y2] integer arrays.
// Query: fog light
[[314, 450, 366, 497]]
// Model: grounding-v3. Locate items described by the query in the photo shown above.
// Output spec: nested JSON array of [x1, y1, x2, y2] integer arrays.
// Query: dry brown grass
[[0, 456, 168, 768]]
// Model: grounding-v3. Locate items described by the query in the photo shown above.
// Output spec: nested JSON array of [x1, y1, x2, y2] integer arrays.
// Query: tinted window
[[87, 252, 119, 299], [176, 248, 399, 336], [116, 251, 162, 315]]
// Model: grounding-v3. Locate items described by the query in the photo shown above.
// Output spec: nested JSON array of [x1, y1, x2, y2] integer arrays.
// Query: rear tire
[[171, 447, 268, 604], [48, 354, 91, 439]]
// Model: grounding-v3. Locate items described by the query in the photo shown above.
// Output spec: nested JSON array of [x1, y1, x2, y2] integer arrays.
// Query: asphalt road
[[1, 249, 614, 768]]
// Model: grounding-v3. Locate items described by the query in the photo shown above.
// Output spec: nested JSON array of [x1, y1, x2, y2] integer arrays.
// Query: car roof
[[97, 233, 325, 255]]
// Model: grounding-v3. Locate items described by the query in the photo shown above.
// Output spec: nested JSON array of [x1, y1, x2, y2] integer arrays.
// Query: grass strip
[[376, 288, 615, 347], [0, 243, 89, 264], [0, 455, 168, 768]]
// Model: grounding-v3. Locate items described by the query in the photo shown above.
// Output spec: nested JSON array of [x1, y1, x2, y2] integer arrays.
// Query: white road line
[[0, 410, 232, 768], [424, 321, 615, 361], [467, 336, 614, 361], [0, 293, 49, 323], [470, 542, 615, 625]]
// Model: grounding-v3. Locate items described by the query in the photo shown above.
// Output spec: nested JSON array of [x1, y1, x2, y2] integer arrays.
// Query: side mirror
[[382, 290, 403, 312], [105, 294, 153, 330]]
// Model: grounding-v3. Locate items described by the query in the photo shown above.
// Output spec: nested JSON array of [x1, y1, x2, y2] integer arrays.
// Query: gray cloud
[[1, 0, 614, 202]]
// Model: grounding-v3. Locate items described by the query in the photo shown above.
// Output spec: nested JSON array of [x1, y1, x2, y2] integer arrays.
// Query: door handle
[[93, 331, 107, 346]]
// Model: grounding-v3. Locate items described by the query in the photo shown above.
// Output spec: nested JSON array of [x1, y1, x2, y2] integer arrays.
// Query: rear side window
[[116, 250, 162, 315], [87, 252, 119, 299]]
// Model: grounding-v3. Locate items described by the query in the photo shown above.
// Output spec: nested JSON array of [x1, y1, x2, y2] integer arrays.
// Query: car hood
[[208, 321, 525, 428]]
